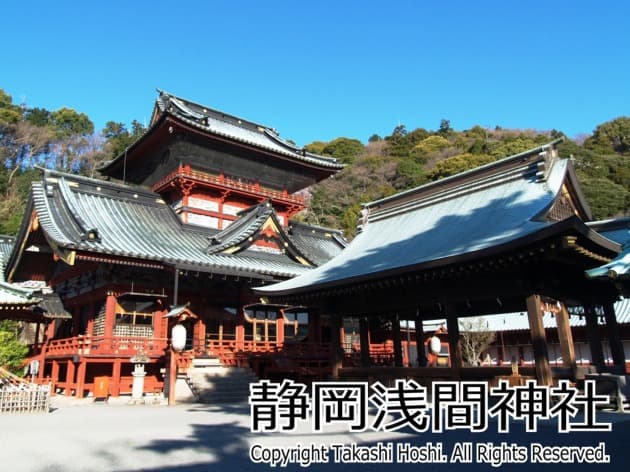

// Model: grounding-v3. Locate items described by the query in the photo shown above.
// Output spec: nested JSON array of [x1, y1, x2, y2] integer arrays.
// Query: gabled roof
[[5, 170, 345, 283], [205, 201, 343, 267], [99, 90, 343, 178], [257, 141, 619, 297]]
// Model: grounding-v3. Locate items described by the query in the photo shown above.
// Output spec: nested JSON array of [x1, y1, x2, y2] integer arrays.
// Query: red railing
[[37, 335, 169, 358], [152, 165, 306, 206]]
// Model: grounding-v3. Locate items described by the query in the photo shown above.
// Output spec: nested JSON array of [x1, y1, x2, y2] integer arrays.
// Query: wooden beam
[[526, 294, 552, 386], [555, 302, 577, 379]]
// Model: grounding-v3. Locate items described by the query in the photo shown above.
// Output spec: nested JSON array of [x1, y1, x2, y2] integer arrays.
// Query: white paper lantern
[[429, 336, 441, 355], [172, 324, 187, 352]]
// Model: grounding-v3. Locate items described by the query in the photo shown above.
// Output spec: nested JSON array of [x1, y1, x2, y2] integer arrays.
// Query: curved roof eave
[[255, 216, 618, 297]]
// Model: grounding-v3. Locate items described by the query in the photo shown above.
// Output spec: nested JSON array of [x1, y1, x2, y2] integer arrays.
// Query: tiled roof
[[0, 236, 15, 283], [0, 281, 39, 306], [152, 90, 343, 170], [586, 218, 630, 280], [288, 221, 348, 266], [258, 140, 610, 296], [586, 246, 630, 279], [588, 217, 630, 246], [9, 170, 344, 281]]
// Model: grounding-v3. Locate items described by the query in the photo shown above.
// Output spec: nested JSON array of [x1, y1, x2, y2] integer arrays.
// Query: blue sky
[[2, 0, 628, 145]]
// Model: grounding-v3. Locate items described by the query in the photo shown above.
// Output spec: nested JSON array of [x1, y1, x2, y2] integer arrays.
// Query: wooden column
[[330, 315, 343, 379], [75, 361, 87, 398], [45, 321, 55, 340], [359, 316, 371, 367], [235, 307, 245, 350], [86, 302, 95, 337], [51, 360, 60, 395], [526, 294, 552, 386], [111, 359, 122, 397], [104, 292, 117, 340], [168, 350, 176, 405], [585, 305, 605, 372], [195, 319, 206, 353], [276, 311, 285, 347], [308, 310, 321, 343], [415, 314, 427, 367], [603, 302, 626, 371], [446, 309, 462, 374], [392, 314, 403, 367], [555, 302, 577, 378], [65, 360, 76, 396]]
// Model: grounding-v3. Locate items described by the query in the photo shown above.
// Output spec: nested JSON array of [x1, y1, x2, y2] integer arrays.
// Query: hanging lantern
[[172, 324, 187, 352], [429, 335, 441, 355]]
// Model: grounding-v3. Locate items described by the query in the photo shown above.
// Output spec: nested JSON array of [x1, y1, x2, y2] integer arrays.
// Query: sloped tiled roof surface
[[259, 141, 599, 295], [586, 218, 630, 279], [288, 222, 348, 266], [19, 171, 344, 280], [0, 281, 38, 306], [153, 91, 343, 170]]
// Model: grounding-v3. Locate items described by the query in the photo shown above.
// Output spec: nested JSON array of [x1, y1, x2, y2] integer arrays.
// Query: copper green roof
[[257, 141, 618, 297], [6, 170, 345, 282]]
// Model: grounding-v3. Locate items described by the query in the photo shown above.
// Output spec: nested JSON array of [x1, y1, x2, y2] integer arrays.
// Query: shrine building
[[2, 91, 347, 399], [257, 139, 629, 386]]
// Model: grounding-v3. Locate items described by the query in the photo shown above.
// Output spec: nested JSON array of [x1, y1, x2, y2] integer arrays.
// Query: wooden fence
[[0, 367, 50, 413]]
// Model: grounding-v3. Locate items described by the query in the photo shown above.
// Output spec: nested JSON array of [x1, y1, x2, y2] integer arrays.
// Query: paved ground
[[1, 395, 629, 471]]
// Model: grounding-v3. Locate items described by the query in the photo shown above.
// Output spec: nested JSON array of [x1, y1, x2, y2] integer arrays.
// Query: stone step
[[191, 357, 223, 368], [185, 365, 257, 404]]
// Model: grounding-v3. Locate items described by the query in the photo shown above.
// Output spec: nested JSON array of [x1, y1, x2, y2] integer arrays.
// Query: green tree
[[427, 153, 495, 180], [584, 117, 630, 155], [438, 118, 453, 137], [321, 137, 364, 164], [0, 320, 29, 373]]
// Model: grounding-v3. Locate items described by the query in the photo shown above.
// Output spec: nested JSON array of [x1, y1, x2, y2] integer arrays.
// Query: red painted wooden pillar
[[75, 361, 87, 398], [276, 310, 285, 348], [111, 358, 121, 397], [51, 360, 59, 395], [86, 302, 95, 337], [195, 319, 206, 353], [104, 292, 117, 340], [236, 308, 245, 350], [65, 360, 76, 396]]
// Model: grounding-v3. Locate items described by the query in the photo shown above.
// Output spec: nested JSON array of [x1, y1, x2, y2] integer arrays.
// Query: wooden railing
[[36, 335, 169, 358], [152, 165, 306, 206]]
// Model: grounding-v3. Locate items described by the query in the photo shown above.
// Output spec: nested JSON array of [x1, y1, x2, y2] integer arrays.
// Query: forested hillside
[[302, 119, 630, 237], [0, 88, 628, 239]]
